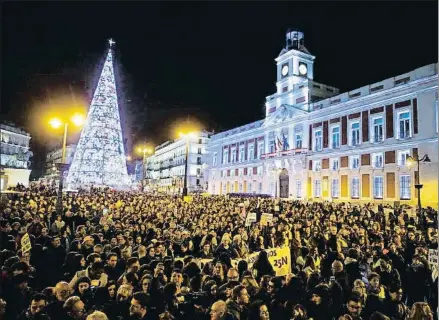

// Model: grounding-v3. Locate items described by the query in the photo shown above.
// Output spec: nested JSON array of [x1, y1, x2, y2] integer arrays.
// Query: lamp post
[[137, 147, 152, 191], [49, 113, 84, 215], [179, 132, 196, 197], [406, 153, 431, 213]]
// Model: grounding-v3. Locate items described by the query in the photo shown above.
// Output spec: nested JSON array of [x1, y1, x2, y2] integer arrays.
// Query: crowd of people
[[0, 183, 437, 320]]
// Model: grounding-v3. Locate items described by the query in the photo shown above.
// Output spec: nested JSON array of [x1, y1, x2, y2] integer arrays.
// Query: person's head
[[140, 274, 153, 293], [409, 302, 433, 320], [106, 281, 117, 298], [106, 253, 118, 268], [51, 235, 61, 248], [127, 257, 140, 273], [171, 269, 183, 286], [63, 296, 85, 320], [117, 284, 133, 303], [352, 279, 366, 296], [138, 245, 146, 257], [210, 300, 227, 320], [55, 281, 71, 302], [290, 304, 307, 320], [76, 276, 91, 295], [30, 293, 47, 315], [346, 294, 363, 317], [86, 311, 109, 320], [89, 262, 105, 280], [267, 277, 282, 296], [368, 273, 380, 290], [389, 284, 403, 302], [248, 300, 269, 320], [232, 285, 250, 306], [331, 260, 344, 274], [227, 268, 239, 282], [310, 285, 329, 306], [129, 292, 149, 319]]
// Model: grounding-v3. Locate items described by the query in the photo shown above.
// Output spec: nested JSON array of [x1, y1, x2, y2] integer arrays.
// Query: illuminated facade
[[0, 122, 33, 189], [145, 132, 210, 193], [44, 144, 76, 179], [66, 39, 130, 189], [207, 30, 438, 207]]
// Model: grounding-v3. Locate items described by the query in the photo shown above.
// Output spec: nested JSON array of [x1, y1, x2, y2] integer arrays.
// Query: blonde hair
[[409, 302, 433, 320], [86, 311, 109, 320]]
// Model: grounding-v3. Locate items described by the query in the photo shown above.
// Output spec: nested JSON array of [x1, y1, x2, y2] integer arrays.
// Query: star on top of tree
[[108, 38, 115, 47]]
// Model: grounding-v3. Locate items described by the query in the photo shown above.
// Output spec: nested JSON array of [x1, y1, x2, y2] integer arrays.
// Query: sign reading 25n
[[272, 257, 288, 268]]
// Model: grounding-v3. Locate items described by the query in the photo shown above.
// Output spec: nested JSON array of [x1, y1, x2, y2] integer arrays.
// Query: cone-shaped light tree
[[66, 39, 130, 189]]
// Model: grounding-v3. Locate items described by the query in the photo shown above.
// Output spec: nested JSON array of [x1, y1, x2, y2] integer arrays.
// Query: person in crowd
[[247, 300, 269, 320], [210, 300, 234, 320], [129, 292, 151, 320], [17, 293, 50, 320], [226, 285, 250, 320], [63, 296, 86, 320]]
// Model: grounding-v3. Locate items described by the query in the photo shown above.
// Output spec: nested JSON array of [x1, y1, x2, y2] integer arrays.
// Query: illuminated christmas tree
[[66, 39, 130, 189]]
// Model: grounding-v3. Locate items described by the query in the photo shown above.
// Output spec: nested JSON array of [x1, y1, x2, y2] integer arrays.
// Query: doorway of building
[[279, 168, 289, 198]]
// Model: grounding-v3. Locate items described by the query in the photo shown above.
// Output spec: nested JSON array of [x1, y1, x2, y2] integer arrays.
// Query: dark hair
[[133, 292, 150, 309], [232, 285, 246, 300], [369, 312, 390, 320], [127, 257, 139, 268], [106, 252, 117, 260], [248, 300, 267, 320], [87, 253, 100, 264], [347, 292, 362, 304], [32, 293, 48, 303]]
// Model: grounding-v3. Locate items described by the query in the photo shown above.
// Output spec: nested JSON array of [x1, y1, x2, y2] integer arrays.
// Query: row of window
[[312, 175, 412, 200], [216, 142, 266, 166], [313, 110, 412, 152], [218, 166, 264, 178], [220, 181, 264, 194], [312, 149, 411, 172]]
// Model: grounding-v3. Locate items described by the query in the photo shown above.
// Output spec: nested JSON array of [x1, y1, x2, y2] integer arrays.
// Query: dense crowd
[[0, 183, 437, 320]]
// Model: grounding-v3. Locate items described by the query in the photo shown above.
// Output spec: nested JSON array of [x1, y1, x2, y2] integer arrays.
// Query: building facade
[[207, 30, 438, 208], [44, 144, 77, 179], [145, 132, 210, 193], [0, 122, 33, 189]]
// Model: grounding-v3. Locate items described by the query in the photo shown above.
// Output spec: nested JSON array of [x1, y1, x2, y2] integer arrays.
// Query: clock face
[[299, 63, 308, 76], [281, 65, 289, 76]]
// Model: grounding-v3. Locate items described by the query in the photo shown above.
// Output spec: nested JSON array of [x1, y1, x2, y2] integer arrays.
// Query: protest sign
[[21, 233, 32, 253], [183, 196, 193, 203], [243, 246, 291, 276], [260, 213, 274, 226], [428, 249, 438, 281]]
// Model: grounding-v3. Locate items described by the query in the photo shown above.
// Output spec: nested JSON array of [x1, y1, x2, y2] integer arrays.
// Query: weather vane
[[108, 38, 115, 47]]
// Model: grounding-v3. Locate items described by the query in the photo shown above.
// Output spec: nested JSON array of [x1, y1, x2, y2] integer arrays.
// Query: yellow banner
[[21, 233, 32, 253], [183, 196, 193, 203], [233, 246, 291, 277]]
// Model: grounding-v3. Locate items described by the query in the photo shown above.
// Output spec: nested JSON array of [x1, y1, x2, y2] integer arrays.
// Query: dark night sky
[[1, 2, 438, 177]]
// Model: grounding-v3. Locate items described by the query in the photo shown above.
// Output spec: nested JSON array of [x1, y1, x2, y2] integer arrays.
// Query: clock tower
[[276, 30, 315, 88]]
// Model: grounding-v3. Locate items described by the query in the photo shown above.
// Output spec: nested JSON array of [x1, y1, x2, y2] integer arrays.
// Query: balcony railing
[[261, 148, 308, 159]]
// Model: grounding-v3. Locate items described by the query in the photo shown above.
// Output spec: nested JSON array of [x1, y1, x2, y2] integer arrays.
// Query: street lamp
[[406, 154, 431, 213], [48, 113, 85, 215], [137, 146, 152, 190], [179, 131, 197, 197]]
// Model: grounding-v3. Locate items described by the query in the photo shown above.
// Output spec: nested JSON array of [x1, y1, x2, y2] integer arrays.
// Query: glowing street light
[[48, 118, 63, 129], [48, 112, 85, 215]]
